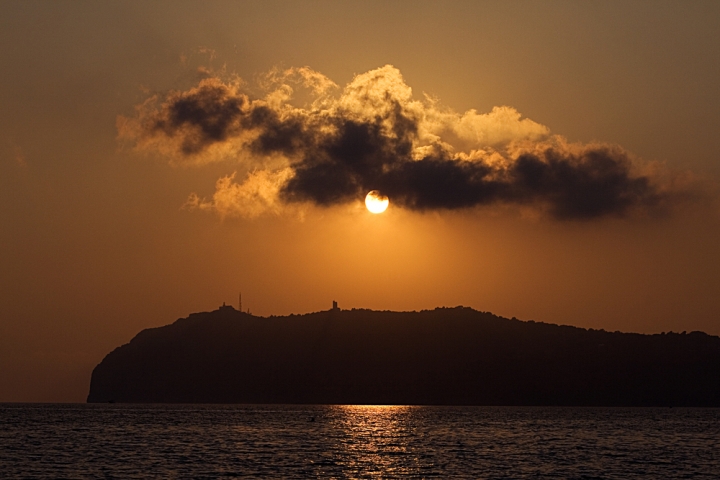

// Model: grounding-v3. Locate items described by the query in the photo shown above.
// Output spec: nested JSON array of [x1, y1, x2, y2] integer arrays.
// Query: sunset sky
[[2, 1, 720, 402]]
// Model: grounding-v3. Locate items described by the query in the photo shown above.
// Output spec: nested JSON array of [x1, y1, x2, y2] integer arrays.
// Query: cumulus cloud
[[184, 168, 294, 219], [120, 64, 692, 220]]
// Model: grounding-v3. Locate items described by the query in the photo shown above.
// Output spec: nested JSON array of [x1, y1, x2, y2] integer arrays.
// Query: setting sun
[[365, 190, 389, 214]]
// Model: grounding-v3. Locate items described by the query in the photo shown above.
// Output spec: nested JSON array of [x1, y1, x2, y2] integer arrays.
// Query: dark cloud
[[509, 149, 660, 219], [281, 132, 661, 219], [151, 81, 246, 155], [122, 68, 682, 220], [382, 158, 504, 211], [273, 109, 662, 220], [246, 106, 308, 157]]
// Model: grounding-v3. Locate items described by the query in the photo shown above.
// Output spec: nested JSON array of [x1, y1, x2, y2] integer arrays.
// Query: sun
[[365, 190, 389, 214]]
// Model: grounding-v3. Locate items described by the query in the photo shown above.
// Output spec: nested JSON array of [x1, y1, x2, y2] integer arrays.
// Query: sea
[[1, 404, 718, 479]]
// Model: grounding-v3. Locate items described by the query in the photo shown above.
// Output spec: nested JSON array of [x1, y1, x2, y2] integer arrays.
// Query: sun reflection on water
[[330, 405, 422, 475]]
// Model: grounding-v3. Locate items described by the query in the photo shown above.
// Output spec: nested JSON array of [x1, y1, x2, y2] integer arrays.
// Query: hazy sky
[[1, 0, 719, 402]]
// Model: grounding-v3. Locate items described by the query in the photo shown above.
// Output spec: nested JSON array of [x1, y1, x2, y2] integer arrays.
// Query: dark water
[[1, 404, 719, 478]]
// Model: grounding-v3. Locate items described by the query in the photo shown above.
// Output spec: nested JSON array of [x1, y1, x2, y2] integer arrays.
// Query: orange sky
[[1, 1, 719, 402]]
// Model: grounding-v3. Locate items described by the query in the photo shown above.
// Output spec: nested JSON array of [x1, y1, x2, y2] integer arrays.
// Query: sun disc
[[365, 190, 389, 214]]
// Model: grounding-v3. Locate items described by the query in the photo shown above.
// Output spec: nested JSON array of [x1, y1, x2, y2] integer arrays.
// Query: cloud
[[117, 78, 250, 164], [120, 64, 694, 220], [184, 168, 294, 219]]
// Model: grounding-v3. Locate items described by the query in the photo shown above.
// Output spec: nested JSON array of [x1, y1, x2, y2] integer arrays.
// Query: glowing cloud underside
[[118, 65, 694, 221]]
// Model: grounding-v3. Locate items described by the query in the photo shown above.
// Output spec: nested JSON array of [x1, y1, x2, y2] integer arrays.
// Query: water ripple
[[1, 404, 719, 478]]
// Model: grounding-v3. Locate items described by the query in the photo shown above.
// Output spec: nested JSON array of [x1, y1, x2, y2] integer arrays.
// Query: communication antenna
[[239, 292, 242, 311]]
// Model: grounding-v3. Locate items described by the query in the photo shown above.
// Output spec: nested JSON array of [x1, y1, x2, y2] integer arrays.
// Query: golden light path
[[365, 190, 389, 214]]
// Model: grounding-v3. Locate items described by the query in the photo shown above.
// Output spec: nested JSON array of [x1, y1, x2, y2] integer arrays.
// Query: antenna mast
[[239, 292, 242, 311]]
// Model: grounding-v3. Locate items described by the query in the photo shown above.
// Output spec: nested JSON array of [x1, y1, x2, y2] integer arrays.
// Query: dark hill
[[87, 306, 720, 406]]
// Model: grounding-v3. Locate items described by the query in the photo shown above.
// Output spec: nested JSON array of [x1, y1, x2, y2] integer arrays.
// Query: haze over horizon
[[1, 0, 720, 402]]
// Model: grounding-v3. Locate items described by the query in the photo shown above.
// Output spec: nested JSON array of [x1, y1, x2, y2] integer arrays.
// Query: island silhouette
[[87, 305, 720, 406]]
